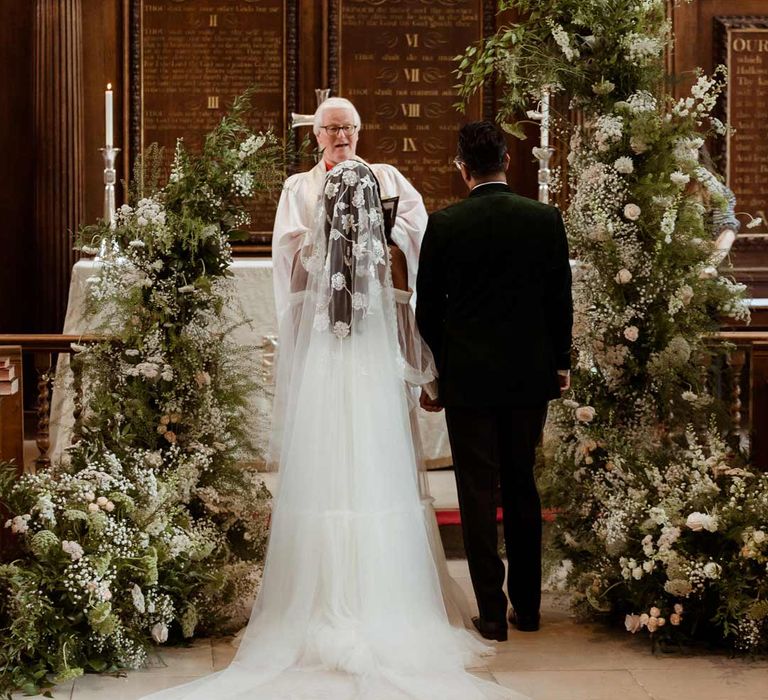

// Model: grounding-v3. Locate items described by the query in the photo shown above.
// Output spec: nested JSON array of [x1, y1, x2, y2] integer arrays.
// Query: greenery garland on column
[[457, 1, 767, 652], [0, 92, 286, 696]]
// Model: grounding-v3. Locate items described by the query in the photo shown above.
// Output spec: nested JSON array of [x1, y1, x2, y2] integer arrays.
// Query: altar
[[48, 259, 453, 470]]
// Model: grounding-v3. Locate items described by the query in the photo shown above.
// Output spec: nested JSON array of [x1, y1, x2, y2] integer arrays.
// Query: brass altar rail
[[0, 334, 106, 471]]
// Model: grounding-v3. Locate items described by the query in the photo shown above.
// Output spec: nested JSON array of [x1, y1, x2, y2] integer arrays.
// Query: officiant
[[272, 97, 428, 321]]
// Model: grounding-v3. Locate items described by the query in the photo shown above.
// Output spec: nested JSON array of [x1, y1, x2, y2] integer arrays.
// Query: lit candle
[[105, 83, 113, 148]]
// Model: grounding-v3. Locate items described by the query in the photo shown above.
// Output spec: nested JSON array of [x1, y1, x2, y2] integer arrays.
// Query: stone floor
[[17, 560, 768, 700]]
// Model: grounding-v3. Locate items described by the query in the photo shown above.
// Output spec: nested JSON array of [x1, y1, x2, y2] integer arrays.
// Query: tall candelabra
[[528, 87, 554, 205], [100, 146, 120, 227], [98, 146, 120, 257]]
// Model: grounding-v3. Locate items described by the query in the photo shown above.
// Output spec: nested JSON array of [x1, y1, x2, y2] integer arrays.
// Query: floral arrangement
[[0, 91, 285, 696], [457, 0, 767, 652]]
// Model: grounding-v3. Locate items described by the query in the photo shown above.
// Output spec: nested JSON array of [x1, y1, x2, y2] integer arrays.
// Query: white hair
[[313, 97, 362, 136]]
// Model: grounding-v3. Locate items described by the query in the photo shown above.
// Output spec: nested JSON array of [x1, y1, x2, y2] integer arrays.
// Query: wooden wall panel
[[0, 1, 35, 333]]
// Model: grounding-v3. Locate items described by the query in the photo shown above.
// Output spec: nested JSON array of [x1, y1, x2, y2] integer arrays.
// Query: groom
[[416, 122, 572, 641]]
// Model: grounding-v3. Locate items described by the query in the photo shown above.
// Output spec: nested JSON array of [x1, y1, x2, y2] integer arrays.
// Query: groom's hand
[[558, 371, 571, 392], [420, 389, 443, 413]]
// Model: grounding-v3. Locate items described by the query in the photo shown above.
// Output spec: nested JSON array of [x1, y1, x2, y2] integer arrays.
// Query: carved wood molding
[[33, 0, 85, 332]]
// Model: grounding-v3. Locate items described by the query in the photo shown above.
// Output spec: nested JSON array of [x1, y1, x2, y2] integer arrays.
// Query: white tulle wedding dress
[[140, 161, 525, 700]]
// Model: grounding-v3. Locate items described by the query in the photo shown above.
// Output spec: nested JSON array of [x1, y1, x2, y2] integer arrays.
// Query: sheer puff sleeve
[[394, 288, 438, 399]]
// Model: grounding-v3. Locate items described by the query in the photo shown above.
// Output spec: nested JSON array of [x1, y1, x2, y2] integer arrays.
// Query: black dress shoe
[[472, 616, 508, 642], [508, 610, 540, 632]]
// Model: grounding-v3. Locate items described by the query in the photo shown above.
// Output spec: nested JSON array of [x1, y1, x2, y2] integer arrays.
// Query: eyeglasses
[[453, 157, 465, 171], [320, 124, 358, 136]]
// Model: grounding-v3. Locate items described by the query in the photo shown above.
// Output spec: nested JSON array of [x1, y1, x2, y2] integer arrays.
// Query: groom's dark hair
[[457, 121, 508, 178]]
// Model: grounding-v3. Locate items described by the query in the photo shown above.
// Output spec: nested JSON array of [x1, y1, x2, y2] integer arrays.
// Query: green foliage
[[0, 92, 282, 696]]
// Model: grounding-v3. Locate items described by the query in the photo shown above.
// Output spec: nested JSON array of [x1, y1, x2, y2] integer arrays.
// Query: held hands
[[419, 389, 443, 413]]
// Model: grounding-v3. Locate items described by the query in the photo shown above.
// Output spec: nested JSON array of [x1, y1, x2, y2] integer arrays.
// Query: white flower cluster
[[233, 171, 254, 197], [593, 114, 624, 152], [623, 32, 663, 65], [549, 21, 579, 61], [238, 133, 266, 160], [135, 198, 167, 228]]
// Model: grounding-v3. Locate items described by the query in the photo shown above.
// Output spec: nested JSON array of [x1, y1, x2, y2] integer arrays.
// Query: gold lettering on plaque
[[207, 96, 219, 109], [727, 28, 768, 232], [209, 14, 218, 28], [339, 0, 483, 214], [733, 37, 768, 52]]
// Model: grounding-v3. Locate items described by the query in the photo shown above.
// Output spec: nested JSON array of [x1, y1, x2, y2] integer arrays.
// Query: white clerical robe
[[272, 158, 428, 322]]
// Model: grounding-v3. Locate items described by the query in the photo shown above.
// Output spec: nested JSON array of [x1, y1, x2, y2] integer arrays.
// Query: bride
[[141, 160, 524, 700]]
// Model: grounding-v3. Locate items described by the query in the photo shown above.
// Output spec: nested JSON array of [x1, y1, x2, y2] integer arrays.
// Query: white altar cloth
[[48, 259, 452, 469]]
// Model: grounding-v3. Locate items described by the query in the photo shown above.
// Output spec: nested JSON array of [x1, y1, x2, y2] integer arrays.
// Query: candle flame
[[107, 83, 112, 90]]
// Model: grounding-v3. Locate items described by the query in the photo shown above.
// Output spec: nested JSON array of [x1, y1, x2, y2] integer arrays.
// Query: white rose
[[96, 496, 108, 507], [686, 512, 718, 533], [632, 566, 643, 580], [752, 530, 766, 544], [151, 622, 169, 644], [624, 325, 639, 342], [88, 503, 100, 513], [646, 616, 659, 632], [703, 561, 722, 579], [615, 268, 632, 284], [649, 607, 661, 618], [575, 406, 596, 422], [625, 614, 642, 633], [623, 203, 641, 221], [670, 613, 681, 626]]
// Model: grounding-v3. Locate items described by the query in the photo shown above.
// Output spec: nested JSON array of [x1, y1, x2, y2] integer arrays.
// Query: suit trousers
[[445, 404, 548, 624]]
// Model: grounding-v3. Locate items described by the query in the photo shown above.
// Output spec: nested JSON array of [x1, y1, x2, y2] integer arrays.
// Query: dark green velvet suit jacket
[[415, 182, 573, 408]]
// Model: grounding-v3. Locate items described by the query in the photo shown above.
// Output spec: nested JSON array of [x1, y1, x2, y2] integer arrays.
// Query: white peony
[[624, 326, 639, 342], [575, 406, 595, 422], [686, 511, 718, 532]]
